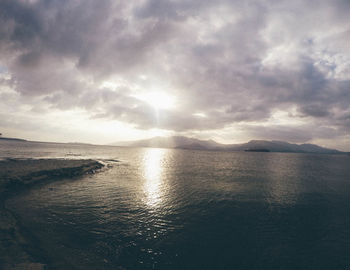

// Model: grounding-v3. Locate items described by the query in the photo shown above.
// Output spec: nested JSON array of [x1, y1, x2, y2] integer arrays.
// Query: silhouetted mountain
[[115, 136, 222, 149], [112, 136, 342, 154], [227, 140, 341, 154]]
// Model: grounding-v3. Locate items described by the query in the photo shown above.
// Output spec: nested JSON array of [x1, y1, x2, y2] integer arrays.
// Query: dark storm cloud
[[1, 0, 350, 145]]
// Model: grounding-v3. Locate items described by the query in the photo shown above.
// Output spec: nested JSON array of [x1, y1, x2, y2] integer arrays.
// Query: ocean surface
[[2, 139, 350, 269]]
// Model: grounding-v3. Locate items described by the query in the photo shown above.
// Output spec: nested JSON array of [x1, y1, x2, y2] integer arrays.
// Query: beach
[[0, 159, 104, 270]]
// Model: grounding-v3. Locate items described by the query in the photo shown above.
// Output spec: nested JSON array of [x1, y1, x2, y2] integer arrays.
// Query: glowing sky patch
[[134, 92, 177, 110]]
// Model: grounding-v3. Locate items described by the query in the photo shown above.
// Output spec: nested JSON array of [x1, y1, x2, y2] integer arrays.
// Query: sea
[[1, 139, 350, 269]]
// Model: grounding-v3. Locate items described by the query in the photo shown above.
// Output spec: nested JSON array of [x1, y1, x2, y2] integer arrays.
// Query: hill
[[0, 137, 26, 142], [112, 136, 342, 154]]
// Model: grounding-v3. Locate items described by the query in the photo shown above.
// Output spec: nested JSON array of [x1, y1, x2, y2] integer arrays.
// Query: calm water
[[3, 140, 350, 269]]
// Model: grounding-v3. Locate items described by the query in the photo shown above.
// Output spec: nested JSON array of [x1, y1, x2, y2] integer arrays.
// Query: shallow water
[[3, 140, 350, 269]]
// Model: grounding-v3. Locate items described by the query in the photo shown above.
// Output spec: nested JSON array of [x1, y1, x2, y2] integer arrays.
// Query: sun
[[135, 92, 176, 110]]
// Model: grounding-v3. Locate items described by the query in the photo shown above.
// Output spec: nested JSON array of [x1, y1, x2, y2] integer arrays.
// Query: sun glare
[[142, 148, 168, 207], [136, 92, 176, 110]]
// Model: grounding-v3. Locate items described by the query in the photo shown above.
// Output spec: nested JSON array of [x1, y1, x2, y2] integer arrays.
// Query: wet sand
[[0, 159, 104, 270]]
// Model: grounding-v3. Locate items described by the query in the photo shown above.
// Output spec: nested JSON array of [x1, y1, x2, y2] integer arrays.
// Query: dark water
[[3, 140, 350, 269]]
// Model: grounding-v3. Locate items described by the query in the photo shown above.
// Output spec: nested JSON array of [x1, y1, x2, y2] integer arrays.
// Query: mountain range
[[112, 136, 342, 154]]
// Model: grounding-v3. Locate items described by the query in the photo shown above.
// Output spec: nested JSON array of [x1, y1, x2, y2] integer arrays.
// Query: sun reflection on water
[[142, 148, 168, 208]]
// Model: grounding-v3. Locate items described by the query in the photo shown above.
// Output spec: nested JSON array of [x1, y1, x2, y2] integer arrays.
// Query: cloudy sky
[[0, 0, 350, 150]]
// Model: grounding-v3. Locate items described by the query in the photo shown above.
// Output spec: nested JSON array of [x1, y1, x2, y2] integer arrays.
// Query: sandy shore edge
[[0, 159, 104, 270]]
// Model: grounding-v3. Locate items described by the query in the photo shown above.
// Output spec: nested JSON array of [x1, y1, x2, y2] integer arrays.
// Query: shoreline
[[0, 159, 104, 270]]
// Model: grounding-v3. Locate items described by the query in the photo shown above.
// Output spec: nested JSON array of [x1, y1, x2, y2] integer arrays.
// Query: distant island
[[112, 136, 343, 154], [245, 149, 270, 152]]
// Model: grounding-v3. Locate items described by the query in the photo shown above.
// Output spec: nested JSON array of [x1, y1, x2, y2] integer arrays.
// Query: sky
[[0, 0, 350, 150]]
